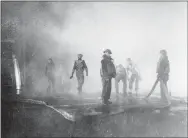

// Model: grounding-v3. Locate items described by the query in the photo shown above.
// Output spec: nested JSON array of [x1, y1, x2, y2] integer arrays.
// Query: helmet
[[126, 58, 131, 61], [117, 64, 123, 68], [77, 54, 83, 57], [103, 49, 112, 54], [48, 57, 52, 61], [160, 49, 167, 56]]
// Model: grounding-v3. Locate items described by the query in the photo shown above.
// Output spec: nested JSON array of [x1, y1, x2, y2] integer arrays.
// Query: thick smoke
[[1, 2, 78, 97], [1, 2, 187, 98]]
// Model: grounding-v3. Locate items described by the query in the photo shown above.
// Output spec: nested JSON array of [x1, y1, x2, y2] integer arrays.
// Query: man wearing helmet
[[70, 54, 88, 94], [157, 49, 170, 104], [100, 49, 116, 105]]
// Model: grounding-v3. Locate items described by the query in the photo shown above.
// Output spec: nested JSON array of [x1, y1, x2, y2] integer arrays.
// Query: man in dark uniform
[[100, 49, 116, 105], [45, 58, 56, 95], [70, 54, 88, 94], [115, 64, 127, 97], [157, 49, 170, 104]]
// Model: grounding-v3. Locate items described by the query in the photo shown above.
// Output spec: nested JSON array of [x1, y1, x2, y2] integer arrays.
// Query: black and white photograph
[[1, 1, 187, 137]]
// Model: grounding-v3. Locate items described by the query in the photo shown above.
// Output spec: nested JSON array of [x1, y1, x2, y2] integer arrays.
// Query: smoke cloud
[[1, 2, 187, 98]]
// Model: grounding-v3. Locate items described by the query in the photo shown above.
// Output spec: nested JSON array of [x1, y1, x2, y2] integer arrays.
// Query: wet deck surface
[[2, 95, 187, 138], [8, 95, 187, 121]]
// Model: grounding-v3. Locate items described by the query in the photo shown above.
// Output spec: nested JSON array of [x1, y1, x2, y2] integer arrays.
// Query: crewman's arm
[[100, 68, 103, 77], [83, 60, 88, 76], [101, 60, 108, 77], [156, 57, 162, 74], [134, 64, 141, 78], [165, 64, 170, 74], [71, 61, 76, 76], [126, 65, 130, 79], [112, 62, 116, 77]]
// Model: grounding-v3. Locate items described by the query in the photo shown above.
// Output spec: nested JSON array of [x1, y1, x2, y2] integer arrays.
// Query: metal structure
[[1, 39, 22, 100]]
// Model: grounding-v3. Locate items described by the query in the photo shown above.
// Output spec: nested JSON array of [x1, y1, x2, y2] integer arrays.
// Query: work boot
[[102, 98, 107, 104], [160, 99, 171, 106], [123, 92, 128, 97], [102, 101, 107, 105], [106, 100, 112, 104], [102, 99, 112, 105], [128, 92, 132, 96]]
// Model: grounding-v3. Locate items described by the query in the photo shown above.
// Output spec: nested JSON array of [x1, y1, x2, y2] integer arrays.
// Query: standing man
[[45, 58, 56, 95], [70, 54, 88, 94], [100, 49, 116, 105], [126, 58, 141, 96], [157, 49, 170, 104], [115, 64, 127, 97]]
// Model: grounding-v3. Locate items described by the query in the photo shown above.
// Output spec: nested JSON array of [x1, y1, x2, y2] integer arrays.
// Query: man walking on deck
[[70, 54, 88, 94]]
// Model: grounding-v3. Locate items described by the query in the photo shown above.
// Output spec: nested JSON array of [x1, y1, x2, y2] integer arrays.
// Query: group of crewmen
[[45, 48, 170, 105]]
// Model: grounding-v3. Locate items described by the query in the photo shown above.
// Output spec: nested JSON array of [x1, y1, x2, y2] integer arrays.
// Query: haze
[[2, 2, 187, 97]]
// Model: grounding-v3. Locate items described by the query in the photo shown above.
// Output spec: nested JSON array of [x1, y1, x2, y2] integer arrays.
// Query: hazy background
[[1, 2, 187, 97]]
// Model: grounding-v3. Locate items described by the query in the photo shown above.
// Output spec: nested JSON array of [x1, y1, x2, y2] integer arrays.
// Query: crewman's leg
[[129, 75, 135, 95], [163, 80, 171, 104], [101, 78, 103, 98], [160, 80, 164, 99], [160, 79, 169, 104], [80, 76, 84, 93], [163, 75, 169, 94], [115, 78, 120, 102], [76, 74, 79, 93], [48, 79, 55, 96], [47, 79, 50, 94], [102, 78, 108, 103], [115, 75, 121, 94], [122, 77, 127, 97], [51, 76, 56, 93], [106, 78, 112, 101], [77, 76, 84, 94], [135, 75, 139, 96]]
